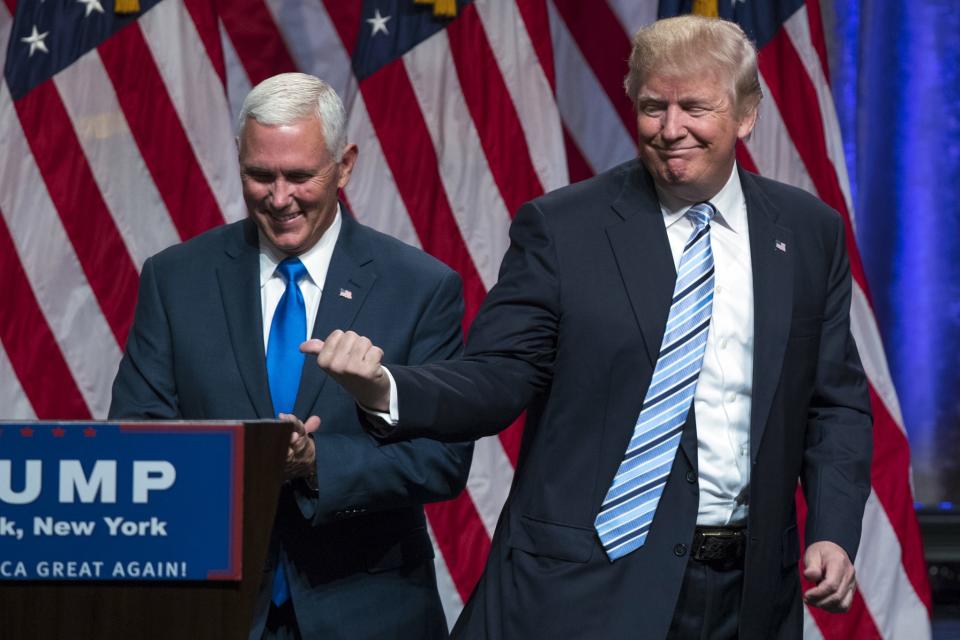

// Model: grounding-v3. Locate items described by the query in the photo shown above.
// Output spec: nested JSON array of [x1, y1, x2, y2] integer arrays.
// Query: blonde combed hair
[[625, 15, 762, 117]]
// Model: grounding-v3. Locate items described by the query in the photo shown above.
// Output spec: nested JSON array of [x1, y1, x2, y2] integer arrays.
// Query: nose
[[268, 179, 293, 209], [661, 105, 687, 142]]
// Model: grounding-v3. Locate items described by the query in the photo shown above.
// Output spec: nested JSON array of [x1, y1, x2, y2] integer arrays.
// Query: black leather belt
[[691, 526, 746, 568]]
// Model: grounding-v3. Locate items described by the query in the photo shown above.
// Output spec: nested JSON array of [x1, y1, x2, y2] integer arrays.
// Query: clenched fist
[[803, 540, 857, 613], [301, 330, 392, 412]]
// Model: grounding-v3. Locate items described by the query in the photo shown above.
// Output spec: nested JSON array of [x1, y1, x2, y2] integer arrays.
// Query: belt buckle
[[692, 527, 744, 565]]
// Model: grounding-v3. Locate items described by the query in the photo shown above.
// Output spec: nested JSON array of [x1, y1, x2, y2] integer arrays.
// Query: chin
[[265, 233, 306, 255], [661, 169, 692, 186], [662, 159, 696, 179]]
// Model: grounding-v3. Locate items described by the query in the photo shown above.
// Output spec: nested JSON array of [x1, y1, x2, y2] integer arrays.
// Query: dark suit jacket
[[109, 212, 473, 640], [382, 160, 873, 640]]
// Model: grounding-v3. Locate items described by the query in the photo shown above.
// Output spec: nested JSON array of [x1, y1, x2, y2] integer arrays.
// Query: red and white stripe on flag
[[0, 1, 930, 637]]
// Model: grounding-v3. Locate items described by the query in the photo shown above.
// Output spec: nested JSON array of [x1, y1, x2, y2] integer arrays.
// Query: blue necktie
[[595, 202, 716, 561], [266, 257, 307, 605]]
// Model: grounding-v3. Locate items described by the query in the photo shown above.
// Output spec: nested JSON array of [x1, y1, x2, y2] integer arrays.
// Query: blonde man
[[309, 17, 871, 640]]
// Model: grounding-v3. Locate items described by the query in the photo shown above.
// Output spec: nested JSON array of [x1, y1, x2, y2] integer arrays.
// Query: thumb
[[300, 338, 324, 354], [803, 546, 824, 582], [303, 416, 321, 434]]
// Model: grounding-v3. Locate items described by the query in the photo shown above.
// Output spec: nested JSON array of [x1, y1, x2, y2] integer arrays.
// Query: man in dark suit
[[306, 15, 873, 640], [110, 72, 472, 640]]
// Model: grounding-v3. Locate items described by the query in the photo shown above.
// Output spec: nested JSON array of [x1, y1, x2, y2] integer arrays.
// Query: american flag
[[0, 0, 931, 637]]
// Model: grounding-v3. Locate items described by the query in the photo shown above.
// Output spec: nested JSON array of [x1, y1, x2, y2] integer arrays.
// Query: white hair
[[238, 72, 347, 160]]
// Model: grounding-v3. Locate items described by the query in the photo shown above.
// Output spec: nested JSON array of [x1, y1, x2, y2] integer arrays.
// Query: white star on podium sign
[[367, 9, 391, 36], [77, 0, 105, 17], [21, 25, 50, 57]]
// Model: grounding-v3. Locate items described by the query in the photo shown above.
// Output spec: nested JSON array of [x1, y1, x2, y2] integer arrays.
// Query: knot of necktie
[[685, 202, 716, 229], [277, 257, 307, 286]]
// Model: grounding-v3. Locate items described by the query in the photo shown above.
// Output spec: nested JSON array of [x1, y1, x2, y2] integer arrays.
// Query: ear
[[736, 106, 758, 140], [236, 117, 249, 157], [337, 143, 359, 190]]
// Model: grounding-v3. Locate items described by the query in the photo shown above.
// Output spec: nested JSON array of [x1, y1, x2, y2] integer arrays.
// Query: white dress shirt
[[656, 165, 754, 526], [260, 208, 343, 349]]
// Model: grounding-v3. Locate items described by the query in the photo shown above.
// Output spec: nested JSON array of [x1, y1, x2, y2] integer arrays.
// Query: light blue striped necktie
[[595, 202, 716, 561], [266, 257, 307, 605]]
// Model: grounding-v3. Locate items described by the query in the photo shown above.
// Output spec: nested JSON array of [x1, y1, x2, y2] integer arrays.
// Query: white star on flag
[[21, 25, 50, 57], [77, 0, 105, 17], [366, 9, 390, 36]]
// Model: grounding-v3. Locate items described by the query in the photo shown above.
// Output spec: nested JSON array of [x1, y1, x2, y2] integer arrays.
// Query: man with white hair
[[306, 16, 873, 640], [110, 73, 472, 639]]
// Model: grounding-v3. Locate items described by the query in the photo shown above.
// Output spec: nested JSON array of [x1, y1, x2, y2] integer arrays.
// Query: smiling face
[[635, 70, 756, 204], [238, 116, 357, 256]]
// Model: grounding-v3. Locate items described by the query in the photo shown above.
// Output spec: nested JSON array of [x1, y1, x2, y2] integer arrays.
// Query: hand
[[301, 330, 391, 412], [802, 540, 857, 613], [278, 413, 320, 481]]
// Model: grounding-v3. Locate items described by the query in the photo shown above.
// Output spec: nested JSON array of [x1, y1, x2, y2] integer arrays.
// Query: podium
[[0, 420, 293, 639]]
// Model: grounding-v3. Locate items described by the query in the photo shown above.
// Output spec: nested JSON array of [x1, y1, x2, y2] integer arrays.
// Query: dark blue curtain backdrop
[[829, 0, 960, 505]]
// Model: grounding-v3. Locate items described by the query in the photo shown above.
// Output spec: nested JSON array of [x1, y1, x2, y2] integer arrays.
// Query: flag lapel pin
[[339, 288, 353, 300], [775, 240, 787, 253]]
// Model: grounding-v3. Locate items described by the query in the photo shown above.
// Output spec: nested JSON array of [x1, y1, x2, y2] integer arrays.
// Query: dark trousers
[[666, 557, 744, 640]]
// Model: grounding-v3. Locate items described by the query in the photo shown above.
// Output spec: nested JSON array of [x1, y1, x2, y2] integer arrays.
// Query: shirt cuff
[[358, 366, 399, 430]]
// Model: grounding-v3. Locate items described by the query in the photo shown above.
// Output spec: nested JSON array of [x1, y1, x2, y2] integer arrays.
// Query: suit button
[[673, 543, 687, 557], [685, 470, 696, 484]]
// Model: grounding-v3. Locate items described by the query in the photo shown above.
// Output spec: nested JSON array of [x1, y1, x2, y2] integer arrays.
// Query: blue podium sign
[[0, 422, 244, 581]]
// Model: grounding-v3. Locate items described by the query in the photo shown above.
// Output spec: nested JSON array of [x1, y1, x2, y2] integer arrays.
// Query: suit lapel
[[606, 163, 677, 368], [742, 170, 794, 461], [606, 164, 700, 468], [293, 211, 376, 417], [217, 219, 275, 419]]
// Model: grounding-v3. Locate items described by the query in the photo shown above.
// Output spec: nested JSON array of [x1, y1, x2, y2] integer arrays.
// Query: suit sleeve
[[801, 216, 873, 561], [108, 256, 182, 420], [299, 269, 475, 524], [383, 201, 561, 442]]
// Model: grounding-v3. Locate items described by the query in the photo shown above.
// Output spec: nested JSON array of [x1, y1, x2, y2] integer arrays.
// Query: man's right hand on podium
[[279, 413, 320, 482]]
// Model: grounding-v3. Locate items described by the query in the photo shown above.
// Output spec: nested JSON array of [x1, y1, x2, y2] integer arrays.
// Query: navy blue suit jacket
[[381, 161, 872, 640], [110, 212, 472, 639]]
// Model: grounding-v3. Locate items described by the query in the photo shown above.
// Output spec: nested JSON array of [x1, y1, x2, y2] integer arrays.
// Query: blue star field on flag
[[4, 0, 163, 100], [352, 0, 472, 80], [657, 0, 804, 48]]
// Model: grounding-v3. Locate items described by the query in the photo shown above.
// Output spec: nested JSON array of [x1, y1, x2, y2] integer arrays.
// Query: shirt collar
[[258, 205, 342, 288], [656, 164, 745, 233]]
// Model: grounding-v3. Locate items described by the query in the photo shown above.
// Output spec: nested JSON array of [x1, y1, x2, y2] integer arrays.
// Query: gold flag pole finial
[[115, 0, 141, 15], [414, 0, 458, 19], [691, 0, 719, 18]]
